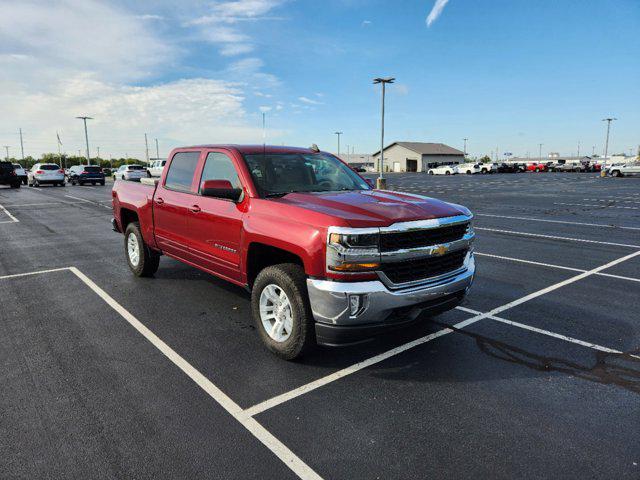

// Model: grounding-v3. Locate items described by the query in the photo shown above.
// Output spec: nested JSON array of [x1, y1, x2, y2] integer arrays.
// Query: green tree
[[479, 155, 492, 163]]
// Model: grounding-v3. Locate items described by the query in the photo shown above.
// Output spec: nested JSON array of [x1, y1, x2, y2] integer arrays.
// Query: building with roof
[[372, 142, 465, 172]]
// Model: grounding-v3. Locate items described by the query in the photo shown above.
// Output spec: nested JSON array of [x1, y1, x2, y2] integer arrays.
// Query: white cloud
[[137, 14, 163, 21], [361, 20, 372, 27], [220, 43, 255, 56], [426, 0, 450, 27], [0, 0, 174, 83], [0, 1, 280, 158], [298, 96, 323, 105]]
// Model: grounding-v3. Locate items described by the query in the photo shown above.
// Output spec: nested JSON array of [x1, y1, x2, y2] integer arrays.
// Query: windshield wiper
[[264, 191, 300, 198]]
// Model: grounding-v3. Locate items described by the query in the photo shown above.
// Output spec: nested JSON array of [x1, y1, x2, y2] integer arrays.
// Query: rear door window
[[165, 152, 200, 193]]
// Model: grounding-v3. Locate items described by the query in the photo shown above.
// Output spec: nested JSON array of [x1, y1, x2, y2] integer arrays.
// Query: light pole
[[592, 145, 595, 157], [155, 138, 160, 159], [577, 141, 580, 158], [538, 143, 543, 162], [601, 117, 616, 177], [334, 131, 342, 158], [463, 138, 468, 158], [76, 116, 93, 165], [373, 77, 394, 188], [3, 145, 9, 160]]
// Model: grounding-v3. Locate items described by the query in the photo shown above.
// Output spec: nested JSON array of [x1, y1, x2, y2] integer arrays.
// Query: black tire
[[481, 169, 487, 174], [251, 263, 315, 360], [466, 170, 471, 174], [445, 171, 451, 175], [59, 182, 65, 187], [22, 179, 27, 185], [10, 182, 20, 189], [99, 180, 105, 186], [124, 222, 160, 277], [91, 181, 96, 185], [612, 170, 622, 177], [428, 171, 434, 175], [535, 168, 540, 172]]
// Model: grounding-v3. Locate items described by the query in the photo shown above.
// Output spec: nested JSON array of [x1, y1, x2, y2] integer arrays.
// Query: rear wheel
[[124, 222, 160, 277], [99, 180, 105, 186], [535, 168, 540, 172], [612, 170, 622, 177], [428, 171, 434, 175], [251, 264, 315, 360], [10, 182, 20, 189], [445, 170, 451, 175]]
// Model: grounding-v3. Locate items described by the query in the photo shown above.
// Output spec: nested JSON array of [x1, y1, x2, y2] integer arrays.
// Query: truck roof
[[179, 145, 322, 155]]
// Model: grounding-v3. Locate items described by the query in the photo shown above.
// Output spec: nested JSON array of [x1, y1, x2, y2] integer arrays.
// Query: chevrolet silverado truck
[[112, 145, 475, 359]]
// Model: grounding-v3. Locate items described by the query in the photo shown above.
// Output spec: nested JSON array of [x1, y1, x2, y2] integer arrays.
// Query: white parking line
[[555, 202, 640, 210], [67, 267, 322, 480], [65, 194, 112, 210], [475, 227, 640, 249], [475, 213, 640, 231], [0, 203, 19, 223], [0, 266, 70, 280], [456, 306, 640, 360], [242, 250, 640, 418], [475, 252, 640, 283], [1, 265, 322, 479]]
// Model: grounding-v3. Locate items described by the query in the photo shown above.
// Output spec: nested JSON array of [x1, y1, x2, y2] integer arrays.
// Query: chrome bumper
[[307, 252, 475, 327]]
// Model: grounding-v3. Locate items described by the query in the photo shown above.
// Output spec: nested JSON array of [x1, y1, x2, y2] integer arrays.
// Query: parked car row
[[608, 162, 640, 177]]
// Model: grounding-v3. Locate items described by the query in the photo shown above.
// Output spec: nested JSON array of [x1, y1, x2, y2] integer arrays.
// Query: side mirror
[[201, 179, 242, 201], [365, 178, 374, 188]]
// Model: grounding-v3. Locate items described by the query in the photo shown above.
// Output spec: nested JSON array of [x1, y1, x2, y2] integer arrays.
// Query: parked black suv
[[0, 161, 21, 188], [67, 165, 106, 185]]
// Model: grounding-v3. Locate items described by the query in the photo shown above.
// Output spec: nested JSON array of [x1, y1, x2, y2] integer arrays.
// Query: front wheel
[[124, 222, 160, 277], [251, 264, 315, 360], [428, 171, 434, 175], [612, 170, 622, 177], [445, 170, 451, 175]]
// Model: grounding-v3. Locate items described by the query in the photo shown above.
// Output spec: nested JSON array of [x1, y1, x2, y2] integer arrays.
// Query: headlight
[[326, 227, 381, 274], [328, 232, 379, 249]]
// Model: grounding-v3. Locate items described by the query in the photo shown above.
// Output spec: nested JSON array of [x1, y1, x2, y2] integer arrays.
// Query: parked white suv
[[28, 163, 65, 187], [427, 165, 457, 175], [112, 164, 147, 181], [608, 162, 640, 177], [455, 163, 481, 174], [146, 159, 166, 177]]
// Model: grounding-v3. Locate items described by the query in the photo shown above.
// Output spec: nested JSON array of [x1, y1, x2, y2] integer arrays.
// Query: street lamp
[[463, 138, 468, 157], [538, 143, 543, 162], [76, 116, 93, 165], [373, 77, 394, 189], [601, 117, 617, 177], [334, 131, 342, 158]]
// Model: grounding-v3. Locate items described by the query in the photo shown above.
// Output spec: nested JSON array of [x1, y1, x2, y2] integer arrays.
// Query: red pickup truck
[[112, 145, 475, 359]]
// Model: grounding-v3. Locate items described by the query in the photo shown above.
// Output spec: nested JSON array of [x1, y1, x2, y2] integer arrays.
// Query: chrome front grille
[[379, 222, 468, 251]]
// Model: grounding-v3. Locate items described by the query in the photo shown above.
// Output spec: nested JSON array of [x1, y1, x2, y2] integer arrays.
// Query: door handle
[[189, 205, 201, 213], [155, 197, 164, 205]]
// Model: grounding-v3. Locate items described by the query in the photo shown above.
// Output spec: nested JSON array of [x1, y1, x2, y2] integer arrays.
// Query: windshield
[[41, 164, 60, 170], [128, 165, 144, 170], [243, 152, 370, 197]]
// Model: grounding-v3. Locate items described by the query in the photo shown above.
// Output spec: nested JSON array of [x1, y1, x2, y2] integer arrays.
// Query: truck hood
[[273, 190, 469, 228]]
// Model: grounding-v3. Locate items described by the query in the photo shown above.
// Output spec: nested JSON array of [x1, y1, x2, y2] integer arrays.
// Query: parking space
[[1, 172, 639, 479]]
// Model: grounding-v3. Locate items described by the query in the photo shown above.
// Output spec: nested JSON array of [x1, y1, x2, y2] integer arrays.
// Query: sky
[[0, 0, 638, 160]]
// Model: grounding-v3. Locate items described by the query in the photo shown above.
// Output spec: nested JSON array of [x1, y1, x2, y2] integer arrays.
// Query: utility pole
[[262, 113, 266, 143], [144, 133, 149, 164], [373, 77, 394, 188], [346, 144, 350, 163], [463, 138, 468, 157], [155, 138, 159, 159], [97, 146, 100, 159], [76, 116, 93, 165], [334, 131, 342, 158], [3, 146, 9, 160], [538, 143, 543, 162], [577, 141, 580, 158], [19, 128, 25, 164], [57, 132, 64, 169], [601, 117, 616, 177]]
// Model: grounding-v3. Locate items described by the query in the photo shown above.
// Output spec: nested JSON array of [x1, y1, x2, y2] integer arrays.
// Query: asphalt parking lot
[[1, 172, 639, 479]]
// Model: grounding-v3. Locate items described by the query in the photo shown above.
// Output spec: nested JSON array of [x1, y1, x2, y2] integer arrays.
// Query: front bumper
[[307, 253, 475, 345]]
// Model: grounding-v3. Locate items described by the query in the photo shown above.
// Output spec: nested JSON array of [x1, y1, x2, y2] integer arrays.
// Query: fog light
[[349, 294, 363, 316]]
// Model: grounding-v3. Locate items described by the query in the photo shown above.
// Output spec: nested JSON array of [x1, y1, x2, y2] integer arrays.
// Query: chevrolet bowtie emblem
[[434, 245, 449, 256]]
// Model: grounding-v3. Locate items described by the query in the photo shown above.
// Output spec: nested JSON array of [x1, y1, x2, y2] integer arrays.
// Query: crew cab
[[112, 145, 475, 359]]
